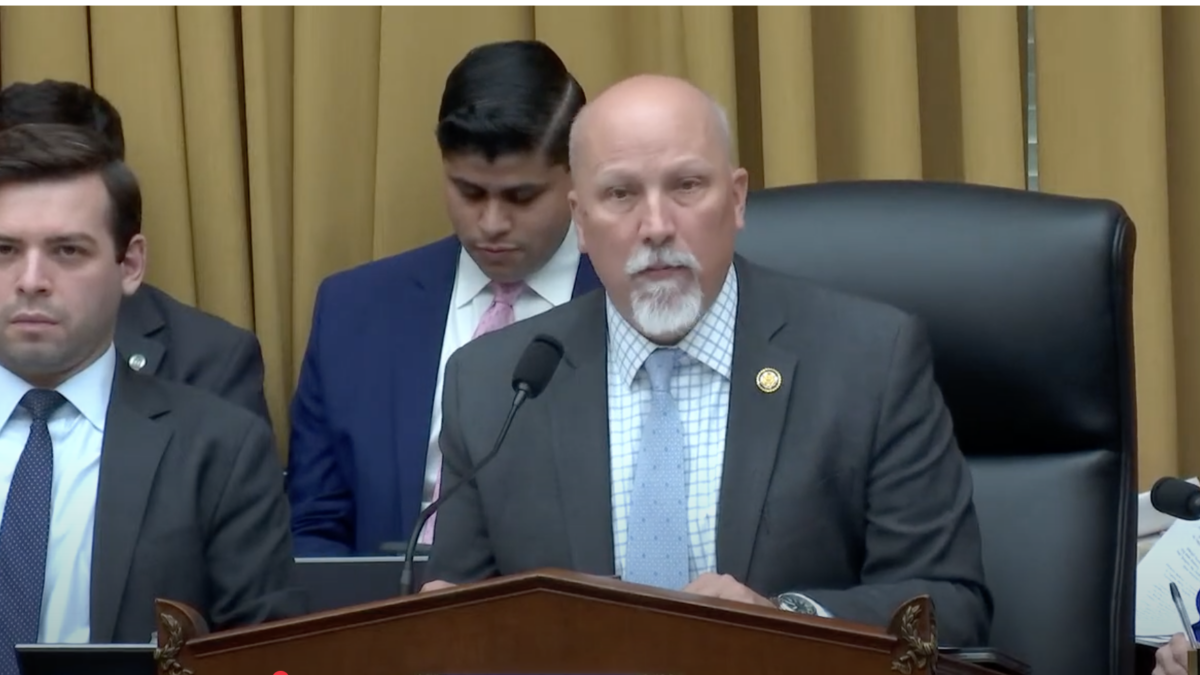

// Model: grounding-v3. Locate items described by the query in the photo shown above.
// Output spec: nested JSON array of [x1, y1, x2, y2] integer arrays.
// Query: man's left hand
[[683, 573, 775, 608]]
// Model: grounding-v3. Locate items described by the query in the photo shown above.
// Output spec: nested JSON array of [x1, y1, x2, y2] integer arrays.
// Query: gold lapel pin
[[756, 367, 782, 393]]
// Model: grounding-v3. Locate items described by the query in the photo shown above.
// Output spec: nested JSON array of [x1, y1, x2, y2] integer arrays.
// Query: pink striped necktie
[[470, 281, 526, 339], [418, 280, 527, 545]]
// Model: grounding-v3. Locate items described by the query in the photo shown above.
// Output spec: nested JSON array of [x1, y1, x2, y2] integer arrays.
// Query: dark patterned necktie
[[0, 389, 67, 675]]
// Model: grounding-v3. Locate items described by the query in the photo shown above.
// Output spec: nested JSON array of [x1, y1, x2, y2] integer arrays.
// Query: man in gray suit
[[0, 124, 300, 673], [423, 74, 992, 647], [0, 79, 270, 423]]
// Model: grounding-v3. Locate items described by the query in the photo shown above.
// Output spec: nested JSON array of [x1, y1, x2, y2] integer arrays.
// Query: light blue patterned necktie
[[624, 347, 689, 590]]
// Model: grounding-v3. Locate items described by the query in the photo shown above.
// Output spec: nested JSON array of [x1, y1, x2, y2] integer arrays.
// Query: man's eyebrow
[[45, 233, 99, 245], [450, 177, 547, 193], [593, 167, 637, 185], [0, 233, 99, 246], [592, 159, 714, 187], [450, 176, 484, 189], [500, 182, 549, 193], [666, 157, 716, 173]]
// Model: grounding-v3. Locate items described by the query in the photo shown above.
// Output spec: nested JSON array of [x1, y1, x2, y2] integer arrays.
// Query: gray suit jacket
[[116, 284, 270, 424], [89, 363, 304, 643], [427, 258, 992, 646]]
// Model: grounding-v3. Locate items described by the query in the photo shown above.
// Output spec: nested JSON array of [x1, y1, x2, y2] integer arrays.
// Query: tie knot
[[19, 389, 66, 422], [490, 281, 525, 306], [644, 348, 681, 392]]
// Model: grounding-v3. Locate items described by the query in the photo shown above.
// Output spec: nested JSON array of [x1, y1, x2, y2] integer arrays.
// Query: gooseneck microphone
[[1151, 477, 1200, 521], [398, 334, 565, 596]]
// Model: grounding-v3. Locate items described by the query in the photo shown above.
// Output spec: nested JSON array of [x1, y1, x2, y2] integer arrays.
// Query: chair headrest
[[736, 180, 1135, 456]]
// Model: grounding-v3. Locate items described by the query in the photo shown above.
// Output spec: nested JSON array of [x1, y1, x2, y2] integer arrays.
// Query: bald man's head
[[568, 75, 733, 175], [566, 74, 749, 344]]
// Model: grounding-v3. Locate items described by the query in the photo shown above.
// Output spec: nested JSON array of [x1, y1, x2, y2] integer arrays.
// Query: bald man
[[422, 75, 992, 647]]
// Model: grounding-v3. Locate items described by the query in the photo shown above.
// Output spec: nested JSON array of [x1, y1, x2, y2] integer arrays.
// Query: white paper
[[1136, 518, 1200, 644]]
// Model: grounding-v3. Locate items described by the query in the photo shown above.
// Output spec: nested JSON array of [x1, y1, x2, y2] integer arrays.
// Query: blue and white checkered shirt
[[606, 266, 738, 581], [602, 264, 833, 618]]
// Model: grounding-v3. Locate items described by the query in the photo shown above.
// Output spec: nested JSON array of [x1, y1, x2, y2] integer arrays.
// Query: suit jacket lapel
[[89, 365, 172, 643], [716, 259, 797, 581], [392, 238, 459, 538], [115, 290, 166, 376], [572, 254, 602, 297], [550, 291, 616, 575]]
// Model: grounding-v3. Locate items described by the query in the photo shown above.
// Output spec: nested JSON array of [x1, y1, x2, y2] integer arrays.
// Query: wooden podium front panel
[[186, 590, 897, 674], [159, 571, 994, 675]]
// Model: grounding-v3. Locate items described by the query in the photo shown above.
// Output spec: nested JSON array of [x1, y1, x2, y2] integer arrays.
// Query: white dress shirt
[[0, 344, 115, 643], [422, 225, 582, 509]]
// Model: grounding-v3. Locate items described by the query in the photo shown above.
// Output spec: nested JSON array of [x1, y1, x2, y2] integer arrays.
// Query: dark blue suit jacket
[[287, 235, 602, 556]]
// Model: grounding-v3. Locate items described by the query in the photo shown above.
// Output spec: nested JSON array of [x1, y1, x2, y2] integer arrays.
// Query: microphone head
[[1151, 477, 1200, 521], [512, 334, 565, 399]]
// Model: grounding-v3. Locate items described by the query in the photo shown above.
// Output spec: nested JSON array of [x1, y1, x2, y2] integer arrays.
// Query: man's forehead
[[0, 173, 109, 202], [580, 123, 720, 176], [445, 154, 562, 190], [0, 179, 111, 237], [585, 118, 718, 159], [450, 172, 549, 189], [0, 211, 107, 244], [592, 153, 715, 177]]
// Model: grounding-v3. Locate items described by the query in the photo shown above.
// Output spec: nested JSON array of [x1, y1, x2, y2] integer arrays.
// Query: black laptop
[[16, 553, 426, 675], [17, 643, 156, 675], [295, 554, 426, 612]]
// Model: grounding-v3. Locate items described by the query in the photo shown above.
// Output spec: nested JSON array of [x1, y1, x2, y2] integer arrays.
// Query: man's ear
[[731, 167, 750, 231], [119, 234, 147, 297], [569, 191, 589, 254]]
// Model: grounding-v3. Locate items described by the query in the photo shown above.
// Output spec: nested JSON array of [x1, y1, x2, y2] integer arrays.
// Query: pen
[[1170, 581, 1199, 650]]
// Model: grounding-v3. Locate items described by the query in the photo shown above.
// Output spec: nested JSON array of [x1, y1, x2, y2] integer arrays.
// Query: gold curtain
[[0, 6, 1192, 489]]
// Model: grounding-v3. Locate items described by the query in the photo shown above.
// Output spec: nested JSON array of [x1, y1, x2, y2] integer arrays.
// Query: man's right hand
[[1154, 633, 1193, 675], [420, 580, 457, 593]]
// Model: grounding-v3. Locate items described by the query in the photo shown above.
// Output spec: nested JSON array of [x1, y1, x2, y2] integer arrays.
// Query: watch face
[[778, 593, 818, 615]]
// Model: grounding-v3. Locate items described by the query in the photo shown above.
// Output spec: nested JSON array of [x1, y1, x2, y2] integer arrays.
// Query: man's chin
[[0, 357, 67, 382], [630, 294, 704, 342], [631, 271, 697, 294], [5, 347, 67, 367]]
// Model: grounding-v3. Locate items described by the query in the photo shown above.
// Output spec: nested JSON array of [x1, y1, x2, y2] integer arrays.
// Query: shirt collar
[[0, 343, 115, 430], [453, 222, 581, 309], [607, 264, 739, 387]]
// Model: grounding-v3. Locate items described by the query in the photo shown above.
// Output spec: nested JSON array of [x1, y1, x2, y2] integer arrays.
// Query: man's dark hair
[[436, 40, 585, 167], [0, 80, 125, 161], [0, 124, 141, 259]]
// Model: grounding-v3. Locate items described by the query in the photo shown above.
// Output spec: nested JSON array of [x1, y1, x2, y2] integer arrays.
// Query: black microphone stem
[[398, 385, 531, 596]]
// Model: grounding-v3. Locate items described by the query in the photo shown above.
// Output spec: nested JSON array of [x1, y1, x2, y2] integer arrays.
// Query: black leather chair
[[735, 180, 1137, 675]]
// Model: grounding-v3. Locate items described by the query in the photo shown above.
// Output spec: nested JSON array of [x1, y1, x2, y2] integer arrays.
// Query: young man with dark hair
[[0, 80, 271, 425], [287, 40, 602, 556], [0, 125, 301, 670]]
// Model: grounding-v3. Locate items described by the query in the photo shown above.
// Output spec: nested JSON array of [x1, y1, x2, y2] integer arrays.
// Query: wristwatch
[[772, 592, 820, 615]]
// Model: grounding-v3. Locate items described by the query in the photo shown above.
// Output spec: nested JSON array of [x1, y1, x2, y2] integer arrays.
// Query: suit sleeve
[[426, 350, 500, 583], [800, 317, 993, 647], [208, 330, 272, 425], [287, 285, 356, 556], [205, 415, 307, 629]]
